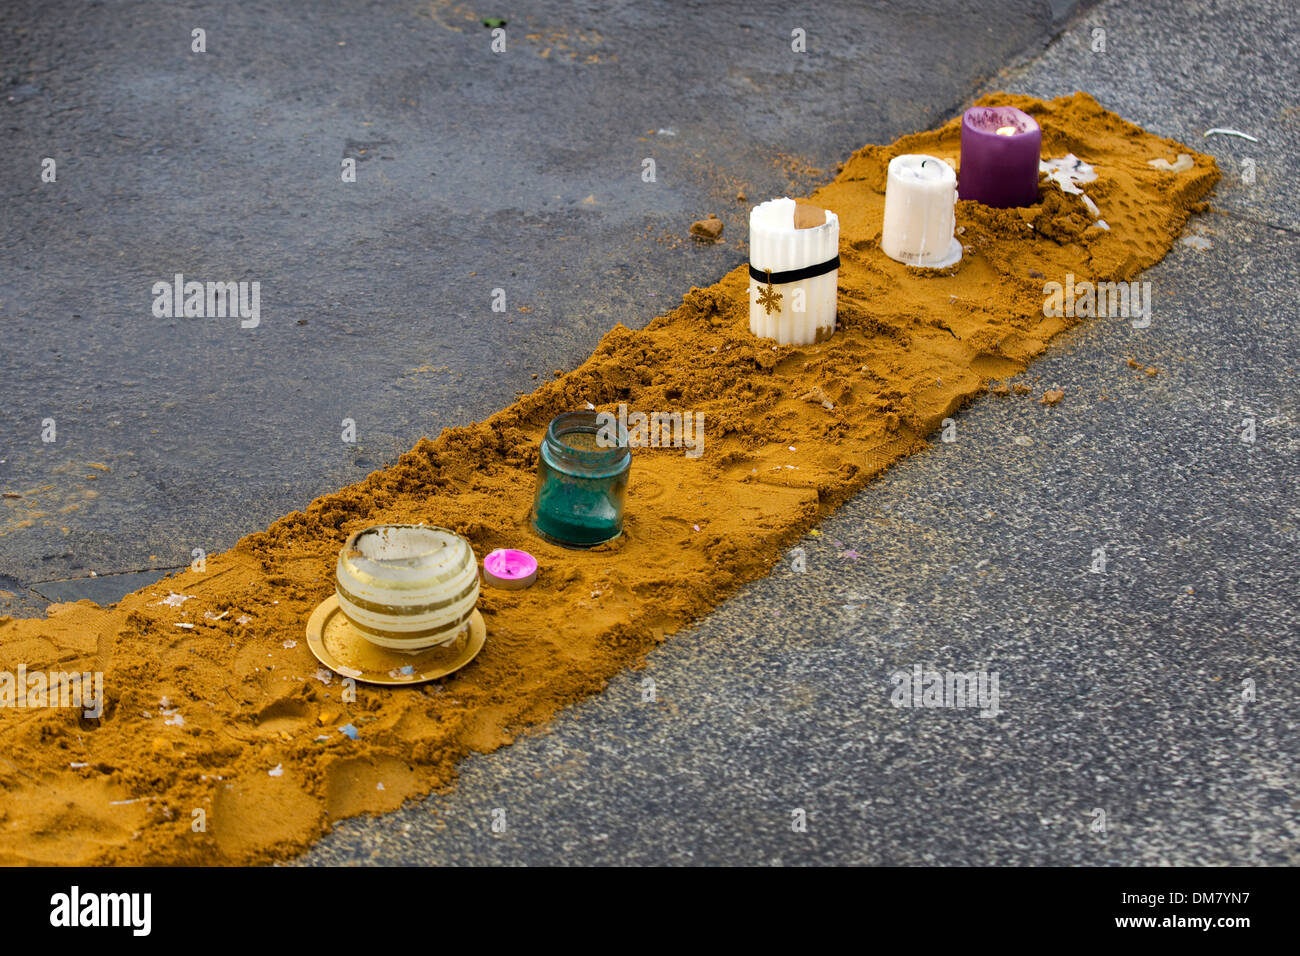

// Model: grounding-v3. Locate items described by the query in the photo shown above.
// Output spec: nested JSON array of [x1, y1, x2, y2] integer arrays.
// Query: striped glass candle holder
[[335, 524, 480, 653]]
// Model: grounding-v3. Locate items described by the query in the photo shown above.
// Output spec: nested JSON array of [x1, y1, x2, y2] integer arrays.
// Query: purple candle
[[957, 106, 1042, 208]]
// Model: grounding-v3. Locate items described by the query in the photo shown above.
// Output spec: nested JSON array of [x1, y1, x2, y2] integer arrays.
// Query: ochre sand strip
[[0, 93, 1217, 864]]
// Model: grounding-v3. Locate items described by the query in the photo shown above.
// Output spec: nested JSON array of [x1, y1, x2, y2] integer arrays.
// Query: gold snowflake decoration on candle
[[756, 271, 782, 315]]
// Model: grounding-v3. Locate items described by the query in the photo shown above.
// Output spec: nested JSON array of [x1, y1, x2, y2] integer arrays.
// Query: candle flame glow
[[995, 125, 1017, 136]]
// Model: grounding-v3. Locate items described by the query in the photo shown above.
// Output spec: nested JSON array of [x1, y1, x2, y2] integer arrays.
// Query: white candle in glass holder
[[881, 154, 962, 269], [748, 197, 840, 346]]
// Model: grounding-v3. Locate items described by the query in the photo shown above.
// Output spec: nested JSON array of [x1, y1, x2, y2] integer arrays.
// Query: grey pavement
[[300, 0, 1300, 865], [1, 0, 1081, 613]]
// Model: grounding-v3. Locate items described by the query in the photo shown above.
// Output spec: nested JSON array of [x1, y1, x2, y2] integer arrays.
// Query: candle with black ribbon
[[748, 198, 840, 346]]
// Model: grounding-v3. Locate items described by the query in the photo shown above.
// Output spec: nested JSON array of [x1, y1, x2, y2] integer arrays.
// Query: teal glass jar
[[532, 410, 631, 548]]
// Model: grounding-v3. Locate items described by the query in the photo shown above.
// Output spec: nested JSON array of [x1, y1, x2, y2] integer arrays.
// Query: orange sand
[[0, 93, 1217, 865]]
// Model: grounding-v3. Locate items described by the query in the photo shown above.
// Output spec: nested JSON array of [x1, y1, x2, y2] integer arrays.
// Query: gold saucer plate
[[306, 595, 486, 685]]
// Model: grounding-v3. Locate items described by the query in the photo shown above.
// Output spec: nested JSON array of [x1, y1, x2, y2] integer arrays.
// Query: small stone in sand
[[990, 383, 1011, 397], [1145, 366, 1159, 376], [1013, 384, 1032, 395], [690, 215, 723, 243], [736, 190, 747, 202], [1040, 388, 1065, 406], [799, 385, 834, 409]]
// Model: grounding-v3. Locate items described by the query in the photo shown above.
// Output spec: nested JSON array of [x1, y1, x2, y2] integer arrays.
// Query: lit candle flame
[[995, 125, 1017, 136]]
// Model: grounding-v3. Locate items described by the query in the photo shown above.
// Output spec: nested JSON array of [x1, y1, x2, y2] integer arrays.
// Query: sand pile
[[0, 93, 1217, 865]]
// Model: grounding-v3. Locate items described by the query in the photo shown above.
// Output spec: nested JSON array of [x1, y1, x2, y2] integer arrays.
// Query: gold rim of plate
[[306, 595, 486, 686]]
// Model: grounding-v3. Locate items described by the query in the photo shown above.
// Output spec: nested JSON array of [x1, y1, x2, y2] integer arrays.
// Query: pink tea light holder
[[482, 548, 538, 590]]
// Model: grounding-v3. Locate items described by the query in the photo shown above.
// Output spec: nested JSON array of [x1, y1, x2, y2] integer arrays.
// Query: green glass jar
[[532, 410, 631, 548]]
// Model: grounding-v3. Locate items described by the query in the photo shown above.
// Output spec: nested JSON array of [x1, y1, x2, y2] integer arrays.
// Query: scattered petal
[[1203, 128, 1257, 142], [1039, 154, 1097, 194], [1148, 153, 1194, 173]]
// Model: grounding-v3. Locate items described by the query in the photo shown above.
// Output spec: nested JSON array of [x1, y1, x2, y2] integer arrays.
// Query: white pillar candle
[[881, 154, 962, 269], [748, 197, 840, 346]]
